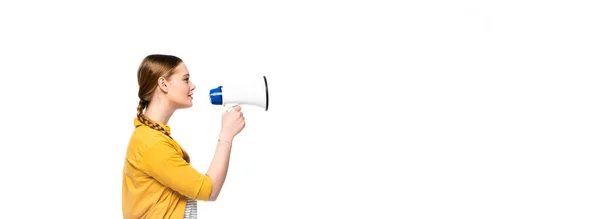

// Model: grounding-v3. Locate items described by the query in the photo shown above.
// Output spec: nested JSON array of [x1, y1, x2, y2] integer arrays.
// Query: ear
[[158, 77, 169, 92]]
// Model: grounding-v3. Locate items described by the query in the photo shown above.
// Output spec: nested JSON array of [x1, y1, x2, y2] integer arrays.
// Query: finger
[[232, 105, 242, 111], [225, 105, 238, 112]]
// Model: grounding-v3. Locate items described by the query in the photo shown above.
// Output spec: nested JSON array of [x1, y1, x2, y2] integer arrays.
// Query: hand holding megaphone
[[219, 105, 246, 142], [209, 76, 269, 111]]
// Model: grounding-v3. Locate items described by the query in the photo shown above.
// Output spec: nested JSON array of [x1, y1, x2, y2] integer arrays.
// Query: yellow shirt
[[122, 118, 213, 219]]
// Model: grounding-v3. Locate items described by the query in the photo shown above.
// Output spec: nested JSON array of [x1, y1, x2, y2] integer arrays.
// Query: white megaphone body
[[208, 76, 269, 111]]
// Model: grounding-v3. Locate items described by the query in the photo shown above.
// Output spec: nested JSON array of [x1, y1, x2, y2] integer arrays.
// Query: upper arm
[[141, 141, 213, 201]]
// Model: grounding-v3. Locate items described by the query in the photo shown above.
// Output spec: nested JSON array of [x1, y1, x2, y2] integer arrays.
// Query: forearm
[[206, 136, 233, 201]]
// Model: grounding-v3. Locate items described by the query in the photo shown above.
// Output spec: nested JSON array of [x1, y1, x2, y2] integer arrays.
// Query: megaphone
[[209, 76, 269, 111]]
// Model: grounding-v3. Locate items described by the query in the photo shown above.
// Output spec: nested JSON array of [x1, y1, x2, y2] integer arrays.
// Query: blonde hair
[[136, 54, 182, 138]]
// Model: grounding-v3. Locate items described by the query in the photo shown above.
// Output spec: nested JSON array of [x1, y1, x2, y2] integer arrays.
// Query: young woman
[[122, 54, 245, 219]]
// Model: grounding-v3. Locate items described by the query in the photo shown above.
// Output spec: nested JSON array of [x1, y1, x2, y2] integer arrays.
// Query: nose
[[190, 82, 196, 91]]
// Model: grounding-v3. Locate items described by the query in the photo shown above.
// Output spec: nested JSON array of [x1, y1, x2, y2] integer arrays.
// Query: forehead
[[173, 62, 190, 76]]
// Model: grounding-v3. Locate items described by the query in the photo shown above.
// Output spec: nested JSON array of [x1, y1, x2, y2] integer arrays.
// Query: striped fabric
[[183, 198, 197, 219]]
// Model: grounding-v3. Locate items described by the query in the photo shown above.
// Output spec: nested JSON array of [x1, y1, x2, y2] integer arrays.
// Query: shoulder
[[126, 126, 178, 159]]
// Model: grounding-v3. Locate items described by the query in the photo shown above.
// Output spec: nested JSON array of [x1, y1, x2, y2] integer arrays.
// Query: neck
[[144, 99, 175, 125]]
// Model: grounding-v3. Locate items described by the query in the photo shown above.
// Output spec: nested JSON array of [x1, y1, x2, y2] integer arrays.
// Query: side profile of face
[[159, 62, 196, 109]]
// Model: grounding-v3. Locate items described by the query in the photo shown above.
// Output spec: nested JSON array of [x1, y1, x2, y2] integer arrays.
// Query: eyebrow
[[183, 74, 190, 77]]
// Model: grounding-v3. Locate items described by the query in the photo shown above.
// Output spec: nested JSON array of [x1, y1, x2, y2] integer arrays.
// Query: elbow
[[195, 194, 216, 202], [198, 175, 217, 201], [195, 191, 217, 202], [206, 192, 220, 201]]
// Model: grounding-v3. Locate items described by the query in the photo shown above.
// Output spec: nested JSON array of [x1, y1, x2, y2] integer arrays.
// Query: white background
[[1, 0, 599, 218]]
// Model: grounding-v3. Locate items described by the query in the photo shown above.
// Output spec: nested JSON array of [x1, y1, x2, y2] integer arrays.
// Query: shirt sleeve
[[141, 140, 213, 201]]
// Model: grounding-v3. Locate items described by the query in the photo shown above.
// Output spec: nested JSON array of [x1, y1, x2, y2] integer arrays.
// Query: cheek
[[178, 84, 191, 96], [169, 83, 187, 96]]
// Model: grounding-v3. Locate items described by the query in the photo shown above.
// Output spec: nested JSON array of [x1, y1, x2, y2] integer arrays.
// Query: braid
[[136, 99, 172, 139]]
